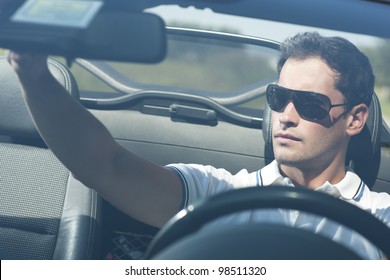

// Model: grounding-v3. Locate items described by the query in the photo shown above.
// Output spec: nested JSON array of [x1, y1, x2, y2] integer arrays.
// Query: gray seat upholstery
[[0, 56, 101, 259], [262, 93, 382, 188]]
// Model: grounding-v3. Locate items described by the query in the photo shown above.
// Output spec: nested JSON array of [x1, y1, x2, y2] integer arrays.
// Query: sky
[[149, 6, 381, 48]]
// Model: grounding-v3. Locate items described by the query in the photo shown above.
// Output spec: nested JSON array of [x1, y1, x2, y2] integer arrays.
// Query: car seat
[[262, 92, 382, 189], [0, 56, 101, 259]]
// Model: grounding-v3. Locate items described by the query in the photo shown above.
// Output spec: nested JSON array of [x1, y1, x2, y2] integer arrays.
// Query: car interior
[[0, 56, 101, 259], [0, 0, 390, 260]]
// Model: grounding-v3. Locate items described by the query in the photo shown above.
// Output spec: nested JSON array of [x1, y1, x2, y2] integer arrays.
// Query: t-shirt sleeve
[[166, 163, 255, 208]]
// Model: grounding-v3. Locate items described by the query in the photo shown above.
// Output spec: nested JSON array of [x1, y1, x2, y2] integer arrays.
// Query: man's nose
[[279, 101, 300, 127]]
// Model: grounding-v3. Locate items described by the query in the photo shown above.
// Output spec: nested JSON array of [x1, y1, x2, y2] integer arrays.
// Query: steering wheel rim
[[145, 186, 390, 259]]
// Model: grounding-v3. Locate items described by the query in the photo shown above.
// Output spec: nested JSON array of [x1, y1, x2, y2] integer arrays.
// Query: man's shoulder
[[364, 187, 390, 206]]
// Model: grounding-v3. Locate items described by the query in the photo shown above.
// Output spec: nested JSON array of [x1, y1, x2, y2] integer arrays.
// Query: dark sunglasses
[[266, 84, 347, 121]]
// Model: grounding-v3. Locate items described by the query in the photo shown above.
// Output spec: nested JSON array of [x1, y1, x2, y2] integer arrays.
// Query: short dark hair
[[277, 32, 375, 107]]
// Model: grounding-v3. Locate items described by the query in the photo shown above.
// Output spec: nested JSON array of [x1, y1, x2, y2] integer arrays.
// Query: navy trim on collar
[[352, 179, 364, 202], [257, 170, 264, 187]]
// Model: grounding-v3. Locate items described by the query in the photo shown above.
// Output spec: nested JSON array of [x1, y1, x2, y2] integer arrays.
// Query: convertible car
[[0, 0, 389, 260]]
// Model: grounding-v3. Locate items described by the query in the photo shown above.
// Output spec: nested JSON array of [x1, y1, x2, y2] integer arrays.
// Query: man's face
[[272, 57, 349, 172]]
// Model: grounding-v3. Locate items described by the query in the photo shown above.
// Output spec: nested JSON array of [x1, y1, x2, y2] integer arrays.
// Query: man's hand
[[6, 50, 49, 79]]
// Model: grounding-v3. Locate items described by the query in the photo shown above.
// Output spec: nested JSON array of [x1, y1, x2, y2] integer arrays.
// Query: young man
[[7, 32, 390, 259]]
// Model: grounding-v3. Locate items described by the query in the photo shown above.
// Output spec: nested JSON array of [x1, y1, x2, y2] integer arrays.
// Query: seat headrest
[[346, 93, 382, 187], [262, 93, 382, 188], [0, 56, 79, 139]]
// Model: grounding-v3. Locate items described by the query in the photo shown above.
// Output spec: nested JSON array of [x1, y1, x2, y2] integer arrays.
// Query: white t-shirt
[[167, 160, 390, 259]]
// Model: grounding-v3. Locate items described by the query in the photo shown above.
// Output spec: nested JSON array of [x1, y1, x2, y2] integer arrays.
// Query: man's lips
[[274, 133, 301, 142]]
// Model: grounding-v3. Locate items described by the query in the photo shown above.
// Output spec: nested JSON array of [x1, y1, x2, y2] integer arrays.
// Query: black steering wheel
[[145, 186, 390, 259]]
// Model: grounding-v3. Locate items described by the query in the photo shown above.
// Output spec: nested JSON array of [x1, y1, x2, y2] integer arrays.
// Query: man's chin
[[274, 155, 307, 168]]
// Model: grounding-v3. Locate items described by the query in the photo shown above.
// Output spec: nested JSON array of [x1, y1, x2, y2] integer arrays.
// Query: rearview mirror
[[0, 0, 167, 63]]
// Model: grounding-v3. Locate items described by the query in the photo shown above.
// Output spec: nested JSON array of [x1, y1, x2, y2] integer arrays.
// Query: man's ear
[[346, 104, 369, 136]]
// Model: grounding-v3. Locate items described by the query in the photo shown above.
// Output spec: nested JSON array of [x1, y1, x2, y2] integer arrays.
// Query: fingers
[[6, 50, 30, 69], [7, 50, 47, 65], [6, 50, 49, 77]]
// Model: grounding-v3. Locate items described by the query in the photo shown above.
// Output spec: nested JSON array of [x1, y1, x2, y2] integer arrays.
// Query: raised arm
[[7, 51, 183, 228]]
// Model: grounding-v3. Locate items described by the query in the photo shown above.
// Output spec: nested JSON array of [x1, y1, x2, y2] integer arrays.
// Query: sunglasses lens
[[266, 85, 291, 112], [266, 85, 332, 121], [294, 93, 330, 120]]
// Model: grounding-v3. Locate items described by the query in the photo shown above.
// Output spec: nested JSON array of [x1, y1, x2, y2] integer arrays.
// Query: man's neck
[[278, 162, 346, 190]]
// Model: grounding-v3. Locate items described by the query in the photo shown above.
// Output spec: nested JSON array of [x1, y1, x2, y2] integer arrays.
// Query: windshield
[[65, 6, 389, 121], [7, 5, 388, 140]]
